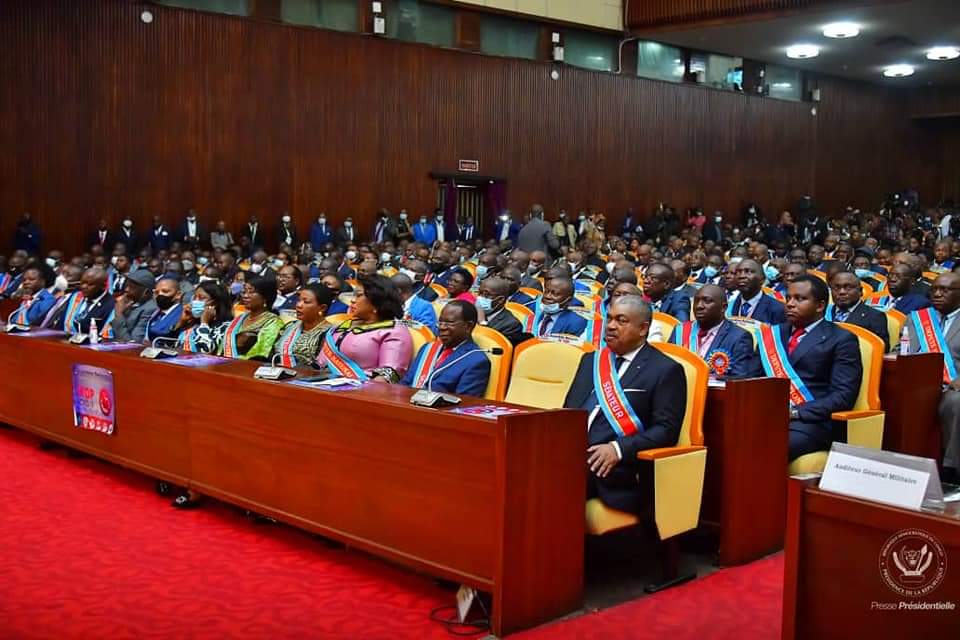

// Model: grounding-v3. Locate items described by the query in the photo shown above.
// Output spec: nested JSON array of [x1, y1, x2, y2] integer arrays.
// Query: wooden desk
[[0, 333, 585, 636], [0, 298, 18, 321], [881, 353, 943, 462], [700, 377, 790, 566], [783, 479, 960, 639]]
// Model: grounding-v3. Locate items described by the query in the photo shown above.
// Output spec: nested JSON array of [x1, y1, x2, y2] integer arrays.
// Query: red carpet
[[0, 428, 783, 639]]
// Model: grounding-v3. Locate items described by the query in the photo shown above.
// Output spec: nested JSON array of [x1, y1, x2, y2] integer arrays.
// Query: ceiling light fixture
[[883, 64, 915, 78], [823, 22, 860, 39], [786, 44, 819, 59], [927, 46, 960, 61]]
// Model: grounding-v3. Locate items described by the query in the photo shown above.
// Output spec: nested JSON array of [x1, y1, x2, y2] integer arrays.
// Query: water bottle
[[89, 318, 99, 345], [899, 326, 910, 356]]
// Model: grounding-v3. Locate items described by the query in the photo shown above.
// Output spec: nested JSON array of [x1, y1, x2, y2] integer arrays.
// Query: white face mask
[[282, 216, 291, 223], [400, 268, 418, 281], [318, 217, 326, 224], [344, 221, 352, 229], [45, 257, 58, 268], [399, 213, 407, 221], [606, 262, 616, 274], [380, 252, 392, 263], [123, 220, 132, 228], [345, 250, 357, 261], [568, 261, 579, 272], [54, 274, 69, 291], [250, 263, 263, 274], [420, 218, 428, 225], [111, 256, 120, 266]]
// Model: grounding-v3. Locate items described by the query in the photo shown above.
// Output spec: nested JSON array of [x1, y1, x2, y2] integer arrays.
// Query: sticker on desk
[[159, 354, 233, 367], [448, 405, 526, 419], [5, 328, 66, 338], [79, 342, 143, 351], [72, 364, 116, 436], [287, 377, 366, 391]]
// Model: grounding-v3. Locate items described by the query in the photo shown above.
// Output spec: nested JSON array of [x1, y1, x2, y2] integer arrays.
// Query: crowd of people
[[4, 192, 960, 514]]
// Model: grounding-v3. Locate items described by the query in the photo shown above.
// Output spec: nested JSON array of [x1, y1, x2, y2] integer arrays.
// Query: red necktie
[[436, 348, 454, 366], [787, 328, 805, 355], [697, 329, 708, 351]]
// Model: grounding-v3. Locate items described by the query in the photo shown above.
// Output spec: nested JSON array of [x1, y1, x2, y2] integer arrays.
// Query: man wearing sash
[[401, 301, 490, 396], [671, 285, 760, 379], [71, 267, 115, 335], [563, 296, 687, 514], [760, 276, 862, 461], [528, 277, 587, 338], [392, 272, 438, 334], [7, 265, 56, 326], [886, 263, 931, 314], [904, 272, 960, 482]]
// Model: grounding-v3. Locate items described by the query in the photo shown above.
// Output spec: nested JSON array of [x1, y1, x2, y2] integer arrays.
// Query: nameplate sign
[[820, 444, 937, 511]]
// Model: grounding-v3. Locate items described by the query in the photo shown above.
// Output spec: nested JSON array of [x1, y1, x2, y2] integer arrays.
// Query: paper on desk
[[287, 377, 365, 391], [707, 378, 726, 388], [449, 405, 526, 420]]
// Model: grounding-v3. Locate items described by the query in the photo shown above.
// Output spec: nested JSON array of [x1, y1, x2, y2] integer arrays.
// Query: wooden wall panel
[[626, 0, 852, 29], [0, 0, 942, 257]]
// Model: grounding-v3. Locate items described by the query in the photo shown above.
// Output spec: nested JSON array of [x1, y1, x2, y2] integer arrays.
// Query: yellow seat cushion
[[788, 451, 828, 475], [585, 498, 639, 535]]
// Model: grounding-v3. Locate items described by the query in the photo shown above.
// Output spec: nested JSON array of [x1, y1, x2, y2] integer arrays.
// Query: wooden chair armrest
[[637, 445, 706, 461], [831, 409, 884, 421]]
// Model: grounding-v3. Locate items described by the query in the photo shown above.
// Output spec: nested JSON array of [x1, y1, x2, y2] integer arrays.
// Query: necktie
[[941, 312, 949, 330], [697, 330, 708, 352], [584, 355, 627, 415], [835, 309, 849, 322], [788, 328, 805, 355], [741, 301, 751, 317], [436, 347, 454, 367], [539, 315, 554, 336], [614, 355, 626, 371]]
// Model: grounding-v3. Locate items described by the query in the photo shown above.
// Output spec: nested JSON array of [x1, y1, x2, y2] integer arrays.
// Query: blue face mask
[[190, 299, 207, 319], [476, 265, 488, 279], [854, 268, 873, 280], [476, 296, 493, 312], [704, 266, 719, 278], [541, 302, 561, 315], [764, 265, 780, 283], [230, 282, 243, 296]]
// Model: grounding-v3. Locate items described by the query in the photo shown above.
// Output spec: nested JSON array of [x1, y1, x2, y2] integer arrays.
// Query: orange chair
[[884, 308, 906, 353], [405, 323, 437, 362], [518, 286, 542, 300], [471, 325, 513, 401], [650, 311, 679, 344], [505, 301, 535, 333], [430, 283, 449, 299]]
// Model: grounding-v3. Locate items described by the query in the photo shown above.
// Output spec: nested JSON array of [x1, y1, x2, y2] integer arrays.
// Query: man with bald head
[[532, 276, 587, 338], [729, 259, 786, 324], [671, 284, 760, 379], [476, 275, 526, 345], [391, 272, 438, 333], [605, 262, 638, 297], [71, 267, 115, 335], [886, 263, 930, 313], [564, 295, 687, 514], [904, 271, 960, 482], [521, 250, 547, 291], [827, 270, 889, 346], [643, 263, 690, 321]]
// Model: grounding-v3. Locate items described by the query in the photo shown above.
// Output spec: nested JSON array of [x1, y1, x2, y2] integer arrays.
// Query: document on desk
[[159, 354, 232, 367], [286, 377, 366, 391], [449, 405, 527, 420], [79, 342, 143, 351]]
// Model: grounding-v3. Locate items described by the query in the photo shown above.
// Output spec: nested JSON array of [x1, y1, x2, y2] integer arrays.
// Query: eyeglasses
[[437, 319, 465, 327]]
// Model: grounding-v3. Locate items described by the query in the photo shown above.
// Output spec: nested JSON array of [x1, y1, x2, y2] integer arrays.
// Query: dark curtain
[[443, 178, 458, 241], [484, 181, 507, 238]]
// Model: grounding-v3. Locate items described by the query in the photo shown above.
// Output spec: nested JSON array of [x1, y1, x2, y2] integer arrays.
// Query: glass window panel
[[636, 41, 685, 82], [564, 30, 618, 72], [766, 64, 803, 101], [156, 0, 249, 16], [480, 15, 539, 60], [691, 52, 743, 90], [388, 0, 455, 48], [281, 0, 358, 32]]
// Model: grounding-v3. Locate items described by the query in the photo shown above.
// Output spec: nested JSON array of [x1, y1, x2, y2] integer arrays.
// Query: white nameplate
[[820, 450, 929, 510]]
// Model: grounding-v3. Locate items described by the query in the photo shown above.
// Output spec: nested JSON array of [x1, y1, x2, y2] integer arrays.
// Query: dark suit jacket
[[370, 220, 397, 244], [670, 320, 761, 379], [74, 292, 116, 335], [89, 229, 115, 251], [702, 222, 723, 243], [776, 321, 862, 443], [564, 346, 687, 512], [176, 221, 205, 245], [833, 303, 889, 349], [115, 228, 139, 252], [242, 223, 265, 249], [335, 226, 358, 247], [893, 293, 931, 314], [484, 307, 527, 346], [656, 289, 691, 322], [276, 223, 298, 248], [730, 292, 786, 325], [413, 282, 439, 303], [534, 308, 587, 338]]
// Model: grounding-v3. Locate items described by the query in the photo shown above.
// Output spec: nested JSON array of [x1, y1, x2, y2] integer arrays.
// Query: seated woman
[[272, 283, 336, 367], [445, 267, 476, 304], [401, 300, 490, 397], [315, 275, 412, 382], [176, 280, 233, 353], [7, 264, 56, 326], [220, 276, 282, 360]]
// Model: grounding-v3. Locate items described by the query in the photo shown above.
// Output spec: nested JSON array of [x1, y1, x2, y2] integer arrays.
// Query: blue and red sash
[[597, 302, 609, 347], [756, 324, 814, 406], [531, 300, 545, 335], [867, 294, 891, 309], [910, 308, 958, 384], [276, 321, 304, 367], [178, 326, 200, 353], [576, 308, 602, 347], [824, 304, 835, 321], [725, 294, 740, 317], [321, 328, 369, 380], [0, 273, 12, 295], [410, 340, 445, 388], [99, 311, 115, 339], [62, 292, 85, 332], [672, 320, 699, 352], [222, 313, 248, 358], [592, 347, 645, 437], [10, 298, 31, 325]]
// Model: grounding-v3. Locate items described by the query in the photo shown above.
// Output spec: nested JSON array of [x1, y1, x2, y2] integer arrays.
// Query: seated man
[[111, 269, 158, 344], [828, 270, 889, 347], [476, 275, 527, 346], [643, 263, 690, 322], [501, 266, 534, 305], [671, 284, 761, 379], [886, 263, 930, 314], [41, 264, 85, 329], [273, 264, 303, 312], [144, 277, 184, 343], [564, 296, 687, 514], [7, 264, 56, 326], [904, 272, 960, 482], [728, 259, 786, 325], [402, 259, 439, 303], [71, 267, 115, 336], [391, 272, 438, 334], [758, 275, 862, 461], [401, 300, 490, 397], [530, 276, 587, 338]]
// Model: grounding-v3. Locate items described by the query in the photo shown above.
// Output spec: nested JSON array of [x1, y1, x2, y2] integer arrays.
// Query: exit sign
[[458, 159, 479, 172]]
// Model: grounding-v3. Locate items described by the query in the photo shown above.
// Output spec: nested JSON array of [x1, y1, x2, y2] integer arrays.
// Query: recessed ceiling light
[[927, 46, 960, 61], [786, 44, 819, 59], [823, 22, 860, 39], [883, 64, 915, 78]]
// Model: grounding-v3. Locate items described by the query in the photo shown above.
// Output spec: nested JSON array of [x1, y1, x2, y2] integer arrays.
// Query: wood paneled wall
[[625, 0, 849, 29], [0, 0, 943, 256]]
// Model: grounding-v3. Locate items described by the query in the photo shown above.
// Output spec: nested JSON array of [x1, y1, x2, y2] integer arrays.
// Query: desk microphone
[[254, 354, 299, 380], [140, 336, 180, 359]]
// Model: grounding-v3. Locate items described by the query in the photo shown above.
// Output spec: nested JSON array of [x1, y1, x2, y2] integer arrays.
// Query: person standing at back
[[517, 204, 560, 255]]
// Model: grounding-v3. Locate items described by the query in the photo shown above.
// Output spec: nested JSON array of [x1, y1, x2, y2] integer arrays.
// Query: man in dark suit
[[761, 276, 862, 461], [241, 214, 264, 250], [701, 212, 724, 244], [493, 212, 521, 246], [477, 275, 527, 346], [530, 277, 587, 338], [117, 217, 139, 252], [335, 217, 357, 247], [729, 259, 786, 324], [90, 218, 115, 252], [148, 216, 171, 252], [371, 210, 396, 245], [670, 259, 699, 300], [644, 263, 690, 322], [72, 267, 116, 335], [277, 212, 297, 248], [402, 301, 490, 397], [887, 263, 931, 314], [828, 270, 889, 347], [564, 296, 687, 514], [671, 284, 760, 379], [176, 209, 204, 248], [403, 260, 439, 303]]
